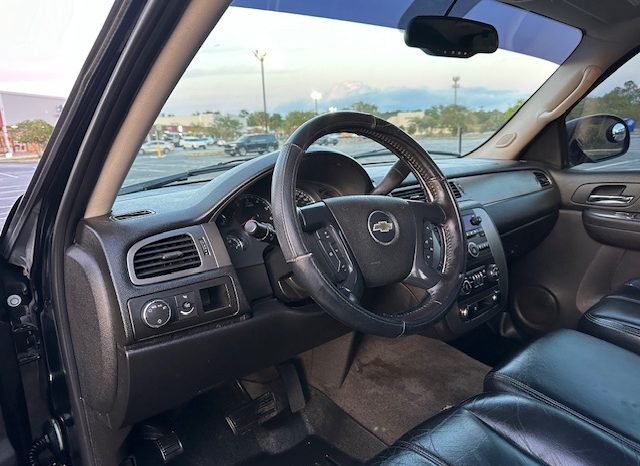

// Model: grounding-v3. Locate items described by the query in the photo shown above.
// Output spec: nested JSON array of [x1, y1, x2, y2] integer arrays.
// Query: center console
[[435, 207, 508, 338]]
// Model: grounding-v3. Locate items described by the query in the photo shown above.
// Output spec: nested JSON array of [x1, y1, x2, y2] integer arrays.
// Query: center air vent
[[132, 234, 201, 280], [391, 185, 425, 201], [448, 181, 463, 199], [533, 171, 552, 188]]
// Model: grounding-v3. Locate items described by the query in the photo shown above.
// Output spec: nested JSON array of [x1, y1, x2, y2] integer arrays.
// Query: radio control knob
[[461, 279, 473, 295], [487, 264, 500, 281], [470, 215, 482, 226], [141, 299, 172, 329], [467, 242, 479, 258]]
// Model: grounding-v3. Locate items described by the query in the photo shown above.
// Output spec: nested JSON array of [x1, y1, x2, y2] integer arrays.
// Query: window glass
[[568, 54, 640, 171], [119, 0, 581, 193], [1, 0, 113, 232]]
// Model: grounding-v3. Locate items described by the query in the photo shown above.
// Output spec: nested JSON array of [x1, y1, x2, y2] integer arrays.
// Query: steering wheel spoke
[[403, 200, 448, 290], [299, 203, 364, 300]]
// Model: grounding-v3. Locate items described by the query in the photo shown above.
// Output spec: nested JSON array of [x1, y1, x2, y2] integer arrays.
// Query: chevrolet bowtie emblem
[[372, 220, 394, 233]]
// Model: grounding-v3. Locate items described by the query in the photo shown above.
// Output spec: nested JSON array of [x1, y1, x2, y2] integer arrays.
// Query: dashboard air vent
[[111, 209, 154, 221], [133, 234, 201, 280], [448, 181, 463, 199], [533, 171, 552, 188], [391, 185, 425, 201]]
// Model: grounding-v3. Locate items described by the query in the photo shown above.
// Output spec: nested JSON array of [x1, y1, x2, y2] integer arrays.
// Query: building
[[0, 91, 65, 156]]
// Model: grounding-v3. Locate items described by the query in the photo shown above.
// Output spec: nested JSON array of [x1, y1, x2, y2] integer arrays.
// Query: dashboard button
[[175, 292, 197, 318]]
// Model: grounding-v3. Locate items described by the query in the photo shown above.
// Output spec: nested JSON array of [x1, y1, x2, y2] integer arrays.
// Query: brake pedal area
[[225, 391, 280, 436]]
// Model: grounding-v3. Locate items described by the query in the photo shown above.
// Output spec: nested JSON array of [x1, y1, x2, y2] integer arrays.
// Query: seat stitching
[[487, 372, 640, 453], [395, 440, 450, 466], [602, 294, 640, 305], [584, 313, 640, 338]]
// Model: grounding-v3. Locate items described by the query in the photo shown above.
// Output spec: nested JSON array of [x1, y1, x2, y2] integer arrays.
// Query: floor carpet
[[311, 335, 489, 444]]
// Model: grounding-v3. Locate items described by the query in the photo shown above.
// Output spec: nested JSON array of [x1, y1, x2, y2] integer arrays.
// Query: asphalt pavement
[[0, 162, 37, 229], [2, 134, 640, 232]]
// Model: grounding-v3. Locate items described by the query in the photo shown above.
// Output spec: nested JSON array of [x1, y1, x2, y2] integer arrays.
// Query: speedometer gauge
[[233, 194, 273, 225], [295, 188, 315, 207]]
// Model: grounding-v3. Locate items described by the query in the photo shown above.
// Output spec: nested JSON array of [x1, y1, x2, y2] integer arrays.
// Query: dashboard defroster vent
[[133, 234, 201, 280], [111, 209, 154, 221], [533, 171, 552, 188]]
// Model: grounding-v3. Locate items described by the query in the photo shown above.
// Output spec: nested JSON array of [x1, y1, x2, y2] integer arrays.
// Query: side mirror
[[404, 16, 498, 58], [566, 114, 630, 165]]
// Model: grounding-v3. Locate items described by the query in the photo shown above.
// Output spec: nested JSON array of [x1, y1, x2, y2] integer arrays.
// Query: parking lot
[[2, 134, 640, 231], [0, 162, 37, 228]]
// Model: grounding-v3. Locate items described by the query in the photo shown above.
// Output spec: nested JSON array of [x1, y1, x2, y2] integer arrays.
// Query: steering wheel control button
[[141, 299, 172, 328], [315, 228, 349, 281], [368, 211, 397, 245], [175, 292, 197, 319], [467, 242, 480, 258]]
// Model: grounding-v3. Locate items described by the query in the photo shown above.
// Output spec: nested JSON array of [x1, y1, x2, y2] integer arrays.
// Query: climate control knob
[[461, 279, 473, 295], [141, 299, 172, 329], [487, 264, 500, 281]]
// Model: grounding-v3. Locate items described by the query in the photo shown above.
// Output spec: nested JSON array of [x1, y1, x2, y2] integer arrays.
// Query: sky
[[0, 0, 113, 97], [1, 1, 635, 116]]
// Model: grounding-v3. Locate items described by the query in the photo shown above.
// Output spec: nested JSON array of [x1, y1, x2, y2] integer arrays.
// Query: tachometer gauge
[[295, 188, 315, 207], [233, 194, 273, 225]]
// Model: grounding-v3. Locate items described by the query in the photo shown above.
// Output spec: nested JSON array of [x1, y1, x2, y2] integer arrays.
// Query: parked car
[[180, 136, 209, 150], [224, 133, 279, 156], [138, 140, 174, 154], [205, 136, 216, 146], [316, 134, 339, 145]]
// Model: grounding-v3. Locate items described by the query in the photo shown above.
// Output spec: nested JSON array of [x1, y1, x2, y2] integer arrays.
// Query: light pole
[[253, 50, 268, 132], [452, 76, 462, 154], [310, 90, 322, 115], [452, 76, 460, 106]]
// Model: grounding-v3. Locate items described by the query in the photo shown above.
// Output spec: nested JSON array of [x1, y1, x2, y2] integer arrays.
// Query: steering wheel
[[271, 112, 465, 337]]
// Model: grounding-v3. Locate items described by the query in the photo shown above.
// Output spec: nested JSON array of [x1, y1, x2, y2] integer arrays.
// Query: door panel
[[508, 169, 640, 335]]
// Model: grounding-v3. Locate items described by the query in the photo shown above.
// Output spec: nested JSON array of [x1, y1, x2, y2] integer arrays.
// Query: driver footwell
[[306, 334, 490, 445]]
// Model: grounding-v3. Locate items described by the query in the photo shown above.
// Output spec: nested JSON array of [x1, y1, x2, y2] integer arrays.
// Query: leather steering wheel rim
[[271, 112, 465, 337]]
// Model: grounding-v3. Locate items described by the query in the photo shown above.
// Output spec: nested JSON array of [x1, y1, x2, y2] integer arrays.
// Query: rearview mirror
[[566, 114, 630, 166], [404, 16, 498, 58]]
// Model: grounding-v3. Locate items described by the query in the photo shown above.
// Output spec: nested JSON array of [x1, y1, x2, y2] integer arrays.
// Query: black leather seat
[[372, 329, 640, 465], [579, 278, 640, 354], [370, 393, 640, 465], [485, 329, 640, 447]]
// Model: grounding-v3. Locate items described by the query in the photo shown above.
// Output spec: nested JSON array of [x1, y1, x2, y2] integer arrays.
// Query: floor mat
[[311, 335, 489, 445], [238, 436, 358, 466]]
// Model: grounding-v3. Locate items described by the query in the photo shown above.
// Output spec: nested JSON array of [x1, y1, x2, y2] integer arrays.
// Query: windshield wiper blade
[[119, 157, 254, 195]]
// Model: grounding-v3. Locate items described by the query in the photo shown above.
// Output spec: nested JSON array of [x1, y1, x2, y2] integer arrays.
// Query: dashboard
[[66, 148, 559, 428]]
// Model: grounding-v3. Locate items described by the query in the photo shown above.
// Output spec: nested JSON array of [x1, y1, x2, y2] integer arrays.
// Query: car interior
[[3, 0, 640, 465]]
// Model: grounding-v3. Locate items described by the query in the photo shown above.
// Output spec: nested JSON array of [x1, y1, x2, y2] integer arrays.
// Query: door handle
[[588, 194, 634, 206]]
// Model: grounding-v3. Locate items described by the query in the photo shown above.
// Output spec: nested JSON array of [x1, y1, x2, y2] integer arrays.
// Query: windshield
[[120, 0, 581, 192]]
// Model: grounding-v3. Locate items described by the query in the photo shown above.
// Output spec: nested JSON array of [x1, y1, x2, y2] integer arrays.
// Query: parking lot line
[[0, 172, 19, 179]]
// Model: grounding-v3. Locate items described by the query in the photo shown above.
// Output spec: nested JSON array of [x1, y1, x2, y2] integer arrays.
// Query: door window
[[567, 54, 640, 171]]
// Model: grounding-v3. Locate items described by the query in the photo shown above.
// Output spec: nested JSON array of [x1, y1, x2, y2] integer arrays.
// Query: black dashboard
[[66, 149, 559, 428]]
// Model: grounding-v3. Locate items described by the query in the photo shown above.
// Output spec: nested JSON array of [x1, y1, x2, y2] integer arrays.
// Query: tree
[[212, 115, 242, 140], [350, 101, 379, 115], [11, 119, 54, 155], [269, 113, 283, 132], [283, 111, 316, 133], [239, 109, 250, 119], [503, 99, 525, 122], [247, 111, 268, 128]]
